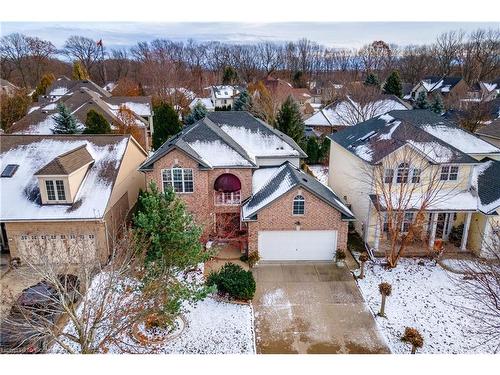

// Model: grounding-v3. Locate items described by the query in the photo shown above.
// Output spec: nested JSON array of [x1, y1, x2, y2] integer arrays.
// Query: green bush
[[207, 263, 256, 300]]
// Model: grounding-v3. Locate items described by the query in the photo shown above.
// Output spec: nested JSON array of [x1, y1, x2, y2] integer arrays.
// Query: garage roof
[[242, 162, 355, 221]]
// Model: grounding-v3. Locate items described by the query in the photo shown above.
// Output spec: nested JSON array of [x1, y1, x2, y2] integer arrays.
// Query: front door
[[435, 213, 454, 240]]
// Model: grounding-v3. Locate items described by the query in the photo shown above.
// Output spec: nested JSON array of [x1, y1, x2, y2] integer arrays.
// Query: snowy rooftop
[[305, 95, 409, 127], [189, 97, 215, 110], [242, 162, 354, 220], [330, 110, 494, 165], [0, 135, 129, 221]]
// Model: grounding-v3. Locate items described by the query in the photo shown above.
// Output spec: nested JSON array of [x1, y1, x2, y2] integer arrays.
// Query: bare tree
[[1, 228, 158, 353], [63, 35, 101, 75], [449, 227, 500, 353], [366, 140, 463, 267], [434, 30, 465, 76]]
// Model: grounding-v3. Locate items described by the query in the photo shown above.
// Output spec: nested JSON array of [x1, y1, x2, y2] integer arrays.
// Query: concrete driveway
[[252, 263, 390, 354]]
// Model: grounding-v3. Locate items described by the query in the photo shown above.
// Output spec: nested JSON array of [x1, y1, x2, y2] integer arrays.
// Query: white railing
[[214, 191, 241, 206]]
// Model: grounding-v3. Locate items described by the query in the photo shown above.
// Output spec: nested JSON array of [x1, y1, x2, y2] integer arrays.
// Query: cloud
[[2, 22, 498, 50]]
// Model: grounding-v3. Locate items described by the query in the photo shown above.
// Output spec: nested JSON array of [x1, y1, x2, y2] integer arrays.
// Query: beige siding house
[[328, 109, 500, 258], [0, 134, 147, 264]]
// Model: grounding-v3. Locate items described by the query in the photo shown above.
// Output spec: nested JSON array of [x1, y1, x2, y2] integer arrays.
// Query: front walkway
[[252, 263, 390, 354]]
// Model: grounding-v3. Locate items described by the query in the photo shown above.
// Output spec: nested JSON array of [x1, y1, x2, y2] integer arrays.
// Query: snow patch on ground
[[309, 164, 329, 185], [357, 258, 497, 354]]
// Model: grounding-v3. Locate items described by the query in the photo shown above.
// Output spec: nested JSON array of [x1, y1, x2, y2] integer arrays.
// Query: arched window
[[396, 163, 409, 183], [293, 195, 305, 215]]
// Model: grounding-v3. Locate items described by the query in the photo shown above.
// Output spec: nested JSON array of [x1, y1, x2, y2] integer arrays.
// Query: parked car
[[0, 274, 80, 354]]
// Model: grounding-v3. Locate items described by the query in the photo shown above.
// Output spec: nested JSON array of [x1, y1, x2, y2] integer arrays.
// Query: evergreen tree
[[275, 96, 305, 147], [383, 70, 403, 98], [83, 109, 111, 134], [133, 182, 214, 322], [184, 102, 208, 125], [293, 71, 305, 88], [222, 66, 238, 85], [415, 91, 430, 109], [32, 73, 55, 102], [364, 73, 380, 87], [232, 90, 251, 111], [72, 61, 90, 80], [430, 93, 444, 114], [152, 103, 182, 150], [318, 136, 330, 163], [51, 102, 80, 134], [305, 137, 321, 164]]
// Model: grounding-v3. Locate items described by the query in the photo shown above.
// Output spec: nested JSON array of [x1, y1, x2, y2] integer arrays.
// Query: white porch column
[[374, 220, 381, 251], [461, 212, 473, 251], [428, 213, 438, 251]]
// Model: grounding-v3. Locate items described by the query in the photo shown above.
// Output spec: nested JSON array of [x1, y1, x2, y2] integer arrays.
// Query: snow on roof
[[251, 167, 280, 193], [189, 98, 214, 110], [28, 106, 40, 114], [220, 125, 300, 160], [212, 85, 239, 99], [377, 121, 400, 140], [0, 137, 128, 221], [121, 101, 151, 117], [305, 97, 408, 127], [407, 141, 454, 163], [352, 144, 373, 162], [42, 103, 57, 111], [377, 190, 478, 212], [242, 165, 295, 218], [421, 124, 500, 155], [49, 87, 69, 96], [483, 82, 498, 92], [186, 140, 252, 168]]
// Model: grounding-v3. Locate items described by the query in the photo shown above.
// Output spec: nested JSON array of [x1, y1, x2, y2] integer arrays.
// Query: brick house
[[0, 134, 147, 264], [139, 111, 354, 261]]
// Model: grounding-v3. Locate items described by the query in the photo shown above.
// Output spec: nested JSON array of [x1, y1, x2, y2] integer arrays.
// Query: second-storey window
[[440, 165, 459, 181], [45, 180, 66, 201], [293, 195, 305, 215], [411, 168, 421, 183], [384, 168, 394, 183], [396, 163, 409, 183], [162, 168, 194, 193]]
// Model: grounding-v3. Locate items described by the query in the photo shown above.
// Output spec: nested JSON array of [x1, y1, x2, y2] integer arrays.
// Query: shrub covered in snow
[[207, 263, 256, 301]]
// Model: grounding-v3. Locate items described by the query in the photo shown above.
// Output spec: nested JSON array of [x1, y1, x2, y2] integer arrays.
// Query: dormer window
[[45, 180, 67, 202]]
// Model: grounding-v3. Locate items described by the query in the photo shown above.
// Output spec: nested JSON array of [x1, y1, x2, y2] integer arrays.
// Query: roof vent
[[302, 178, 308, 183], [1, 164, 19, 178]]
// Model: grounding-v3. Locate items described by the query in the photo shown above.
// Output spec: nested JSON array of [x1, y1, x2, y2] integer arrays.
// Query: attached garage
[[258, 230, 337, 261]]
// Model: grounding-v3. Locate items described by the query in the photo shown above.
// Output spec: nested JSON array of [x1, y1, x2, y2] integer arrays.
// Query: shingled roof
[[475, 159, 500, 214], [241, 162, 354, 220], [140, 111, 306, 171], [329, 110, 499, 164], [0, 135, 130, 221], [35, 144, 94, 176]]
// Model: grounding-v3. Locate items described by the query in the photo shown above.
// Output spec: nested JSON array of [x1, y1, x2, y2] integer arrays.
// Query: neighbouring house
[[0, 134, 148, 264], [189, 97, 216, 112], [409, 76, 468, 108], [304, 95, 410, 135], [328, 109, 500, 258], [204, 85, 242, 110], [139, 111, 354, 261], [262, 77, 314, 107], [476, 119, 500, 148], [10, 77, 153, 149], [0, 79, 19, 97], [467, 79, 500, 102]]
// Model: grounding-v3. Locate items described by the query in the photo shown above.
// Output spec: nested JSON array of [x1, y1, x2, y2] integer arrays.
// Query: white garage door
[[258, 230, 337, 261]]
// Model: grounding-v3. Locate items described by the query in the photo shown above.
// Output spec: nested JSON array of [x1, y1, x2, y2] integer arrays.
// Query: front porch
[[370, 210, 474, 257]]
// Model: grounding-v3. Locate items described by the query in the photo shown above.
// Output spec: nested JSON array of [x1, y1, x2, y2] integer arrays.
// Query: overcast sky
[[2, 22, 499, 50]]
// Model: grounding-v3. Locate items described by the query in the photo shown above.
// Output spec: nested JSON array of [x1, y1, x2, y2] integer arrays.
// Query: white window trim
[[45, 179, 68, 203], [292, 195, 305, 216], [384, 165, 421, 184], [161, 167, 194, 194]]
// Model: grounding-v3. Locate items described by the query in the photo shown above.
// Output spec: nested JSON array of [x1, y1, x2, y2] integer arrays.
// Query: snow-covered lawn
[[357, 258, 497, 354], [309, 164, 329, 185], [51, 269, 255, 354], [160, 297, 255, 354]]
